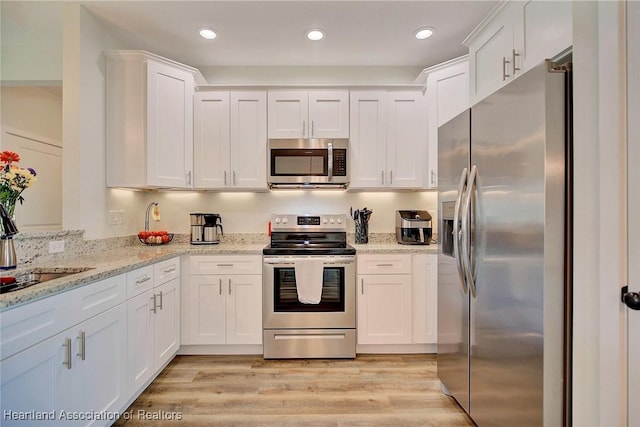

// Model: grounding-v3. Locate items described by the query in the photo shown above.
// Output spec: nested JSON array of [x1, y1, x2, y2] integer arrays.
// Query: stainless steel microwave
[[267, 139, 349, 189]]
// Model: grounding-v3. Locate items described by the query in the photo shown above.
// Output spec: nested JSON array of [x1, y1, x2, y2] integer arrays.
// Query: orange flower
[[0, 151, 20, 164]]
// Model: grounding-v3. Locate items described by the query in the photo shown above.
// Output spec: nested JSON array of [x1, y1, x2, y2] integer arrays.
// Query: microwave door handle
[[327, 142, 333, 182]]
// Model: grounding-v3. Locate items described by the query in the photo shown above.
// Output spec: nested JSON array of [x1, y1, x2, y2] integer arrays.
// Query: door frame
[[572, 2, 628, 426]]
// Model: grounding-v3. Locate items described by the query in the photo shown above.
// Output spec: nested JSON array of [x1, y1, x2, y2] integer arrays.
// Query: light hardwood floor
[[114, 354, 474, 426]]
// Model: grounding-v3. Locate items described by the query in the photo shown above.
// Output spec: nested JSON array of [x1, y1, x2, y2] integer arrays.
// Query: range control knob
[[282, 218, 289, 224], [330, 218, 335, 224], [337, 217, 343, 224], [274, 218, 281, 224], [323, 217, 328, 224]]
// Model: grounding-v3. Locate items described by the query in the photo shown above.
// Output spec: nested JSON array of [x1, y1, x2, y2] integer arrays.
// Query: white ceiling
[[81, 1, 497, 69]]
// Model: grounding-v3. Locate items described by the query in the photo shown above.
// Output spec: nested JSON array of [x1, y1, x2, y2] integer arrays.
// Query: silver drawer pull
[[163, 267, 176, 274], [376, 263, 394, 267], [136, 276, 151, 285], [217, 264, 234, 267], [77, 331, 86, 361], [62, 338, 72, 369]]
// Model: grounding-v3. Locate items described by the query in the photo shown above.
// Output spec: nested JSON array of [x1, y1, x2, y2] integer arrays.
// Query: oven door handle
[[263, 257, 355, 266]]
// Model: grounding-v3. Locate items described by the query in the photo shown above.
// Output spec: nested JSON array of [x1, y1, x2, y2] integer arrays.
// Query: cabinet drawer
[[154, 257, 180, 285], [357, 254, 411, 275], [126, 265, 154, 298], [189, 255, 262, 275], [0, 274, 126, 361]]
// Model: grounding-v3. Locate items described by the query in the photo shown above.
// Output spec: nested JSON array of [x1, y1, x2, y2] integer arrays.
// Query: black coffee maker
[[395, 210, 432, 245]]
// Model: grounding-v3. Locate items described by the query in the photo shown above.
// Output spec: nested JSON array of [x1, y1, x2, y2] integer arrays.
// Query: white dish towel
[[294, 258, 324, 304]]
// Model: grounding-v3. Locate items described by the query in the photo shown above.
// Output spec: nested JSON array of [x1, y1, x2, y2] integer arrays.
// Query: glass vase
[[355, 221, 369, 244]]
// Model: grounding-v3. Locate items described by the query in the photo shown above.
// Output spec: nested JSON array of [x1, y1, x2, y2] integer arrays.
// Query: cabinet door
[[513, 0, 572, 72], [468, 10, 515, 105], [412, 254, 438, 344], [187, 275, 226, 344], [75, 304, 127, 425], [193, 91, 230, 189], [146, 59, 194, 188], [357, 274, 412, 345], [386, 91, 427, 188], [267, 91, 308, 138], [308, 90, 350, 138], [426, 59, 469, 189], [0, 330, 67, 427], [230, 91, 268, 189], [226, 275, 263, 345], [127, 290, 155, 395], [154, 278, 180, 370], [349, 91, 388, 188]]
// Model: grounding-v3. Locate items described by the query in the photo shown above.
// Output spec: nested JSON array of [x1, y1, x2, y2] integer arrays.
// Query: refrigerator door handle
[[461, 165, 478, 298], [453, 167, 469, 294]]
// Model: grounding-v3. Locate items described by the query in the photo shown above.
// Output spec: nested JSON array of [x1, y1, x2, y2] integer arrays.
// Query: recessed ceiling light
[[414, 27, 435, 40], [306, 29, 325, 41], [199, 28, 217, 40]]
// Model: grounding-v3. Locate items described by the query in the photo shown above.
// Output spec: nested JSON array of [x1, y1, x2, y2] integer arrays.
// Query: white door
[[308, 90, 350, 138], [230, 91, 267, 189], [154, 278, 180, 370], [187, 275, 226, 344], [349, 91, 388, 189], [412, 254, 438, 344], [627, 2, 640, 425], [193, 91, 230, 189], [127, 290, 155, 395], [226, 275, 263, 345], [267, 91, 308, 138]]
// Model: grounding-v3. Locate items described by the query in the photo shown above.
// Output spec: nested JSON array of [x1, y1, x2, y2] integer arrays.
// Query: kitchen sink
[[0, 267, 95, 294]]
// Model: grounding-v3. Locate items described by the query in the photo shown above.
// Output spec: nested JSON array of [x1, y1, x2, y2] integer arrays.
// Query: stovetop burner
[[264, 213, 355, 256]]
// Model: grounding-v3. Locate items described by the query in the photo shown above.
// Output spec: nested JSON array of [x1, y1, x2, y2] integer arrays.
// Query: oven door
[[263, 255, 356, 329]]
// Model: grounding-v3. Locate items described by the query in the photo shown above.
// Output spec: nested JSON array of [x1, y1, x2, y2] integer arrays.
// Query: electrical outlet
[[49, 240, 65, 254], [108, 210, 126, 225]]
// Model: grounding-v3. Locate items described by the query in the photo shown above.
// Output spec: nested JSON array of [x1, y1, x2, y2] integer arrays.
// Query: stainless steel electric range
[[262, 214, 356, 359]]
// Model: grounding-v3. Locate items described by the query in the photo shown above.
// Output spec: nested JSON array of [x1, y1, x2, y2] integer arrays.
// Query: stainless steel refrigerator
[[437, 58, 572, 426]]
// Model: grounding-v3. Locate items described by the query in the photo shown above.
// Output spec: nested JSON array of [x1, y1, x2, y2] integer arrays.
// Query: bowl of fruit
[[138, 230, 173, 245]]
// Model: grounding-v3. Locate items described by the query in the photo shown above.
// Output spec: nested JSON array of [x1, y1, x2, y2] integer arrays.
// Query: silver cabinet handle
[[512, 49, 520, 75], [187, 170, 192, 185], [502, 57, 510, 81], [77, 331, 86, 361], [224, 170, 227, 185], [327, 142, 333, 182], [163, 267, 176, 274], [63, 338, 72, 369], [151, 294, 157, 314], [233, 171, 236, 186], [431, 170, 436, 186], [361, 279, 364, 295], [311, 120, 315, 137], [381, 170, 385, 185], [217, 263, 234, 267], [302, 120, 306, 137], [389, 170, 393, 185], [157, 291, 163, 310], [136, 276, 151, 285], [376, 263, 394, 267], [228, 279, 232, 295], [219, 278, 223, 295]]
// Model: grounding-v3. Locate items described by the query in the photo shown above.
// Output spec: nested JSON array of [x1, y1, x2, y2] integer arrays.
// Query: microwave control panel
[[333, 149, 347, 176]]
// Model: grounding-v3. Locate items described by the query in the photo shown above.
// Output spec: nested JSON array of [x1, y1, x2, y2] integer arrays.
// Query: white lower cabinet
[[0, 303, 127, 427], [356, 253, 438, 349], [126, 260, 180, 396], [185, 255, 262, 347], [357, 255, 413, 345]]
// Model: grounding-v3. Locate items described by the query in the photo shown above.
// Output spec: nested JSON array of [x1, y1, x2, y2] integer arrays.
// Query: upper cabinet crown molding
[[414, 54, 469, 85], [462, 0, 512, 47], [104, 50, 207, 85]]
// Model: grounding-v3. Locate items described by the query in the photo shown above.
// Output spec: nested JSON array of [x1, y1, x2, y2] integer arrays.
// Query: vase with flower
[[0, 151, 37, 269]]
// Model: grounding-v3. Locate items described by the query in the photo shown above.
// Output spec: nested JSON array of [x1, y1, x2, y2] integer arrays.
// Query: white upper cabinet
[[423, 56, 470, 189], [268, 90, 349, 139], [464, 0, 572, 105], [349, 89, 427, 189], [106, 50, 203, 189], [193, 90, 267, 190]]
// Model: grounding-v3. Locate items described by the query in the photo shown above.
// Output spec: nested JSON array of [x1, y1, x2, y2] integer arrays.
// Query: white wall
[[127, 190, 438, 237], [0, 86, 62, 142]]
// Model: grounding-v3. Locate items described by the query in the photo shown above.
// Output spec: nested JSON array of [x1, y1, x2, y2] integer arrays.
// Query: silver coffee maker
[[395, 210, 432, 245], [190, 213, 223, 245]]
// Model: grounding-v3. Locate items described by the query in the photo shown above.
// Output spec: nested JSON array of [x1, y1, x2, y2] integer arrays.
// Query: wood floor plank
[[114, 354, 474, 426]]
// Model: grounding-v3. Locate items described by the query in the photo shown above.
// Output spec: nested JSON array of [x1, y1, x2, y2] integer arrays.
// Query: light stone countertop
[[0, 241, 437, 311]]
